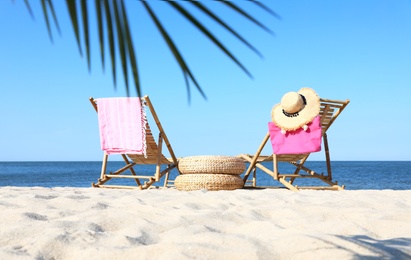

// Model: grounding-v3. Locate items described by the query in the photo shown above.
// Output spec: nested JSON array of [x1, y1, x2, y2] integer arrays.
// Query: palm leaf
[[23, 0, 34, 18], [167, 1, 252, 78], [103, 0, 117, 87], [95, 0, 105, 71], [189, 1, 262, 58], [142, 1, 206, 101], [113, 1, 129, 93], [23, 0, 276, 99], [40, 0, 53, 41], [80, 0, 91, 70], [47, 0, 60, 34], [217, 1, 274, 34], [65, 0, 82, 55], [248, 0, 281, 19], [120, 1, 141, 97]]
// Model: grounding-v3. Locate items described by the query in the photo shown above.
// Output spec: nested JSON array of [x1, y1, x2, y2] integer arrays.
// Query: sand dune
[[1, 187, 410, 259]]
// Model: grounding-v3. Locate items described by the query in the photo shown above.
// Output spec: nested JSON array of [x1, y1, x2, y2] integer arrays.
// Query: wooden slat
[[126, 124, 171, 164], [276, 154, 308, 162], [93, 185, 142, 190], [105, 175, 155, 179], [278, 174, 323, 178], [295, 186, 342, 190]]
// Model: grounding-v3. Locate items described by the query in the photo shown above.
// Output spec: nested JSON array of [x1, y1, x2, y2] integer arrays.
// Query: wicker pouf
[[178, 155, 245, 175], [176, 155, 246, 191], [175, 174, 244, 191]]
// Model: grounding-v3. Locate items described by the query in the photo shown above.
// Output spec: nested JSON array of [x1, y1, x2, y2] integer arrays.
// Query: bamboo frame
[[89, 95, 179, 189], [241, 98, 350, 191]]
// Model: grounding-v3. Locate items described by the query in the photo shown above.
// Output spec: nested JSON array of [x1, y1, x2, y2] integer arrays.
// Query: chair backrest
[[319, 98, 350, 134], [89, 96, 177, 165], [127, 122, 171, 164], [274, 98, 349, 162]]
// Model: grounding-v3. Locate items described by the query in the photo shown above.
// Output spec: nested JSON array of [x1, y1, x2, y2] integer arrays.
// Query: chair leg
[[155, 133, 163, 182], [289, 156, 309, 184], [323, 133, 333, 181], [100, 153, 108, 180], [142, 164, 177, 189], [273, 154, 279, 180], [92, 153, 109, 187], [164, 169, 170, 187], [121, 154, 142, 186], [252, 167, 257, 187], [242, 133, 270, 183]]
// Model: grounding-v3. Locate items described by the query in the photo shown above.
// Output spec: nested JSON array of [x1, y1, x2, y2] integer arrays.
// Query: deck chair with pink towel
[[240, 88, 349, 191], [90, 96, 179, 189]]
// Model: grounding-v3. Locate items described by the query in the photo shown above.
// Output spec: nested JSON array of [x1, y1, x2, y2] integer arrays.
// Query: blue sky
[[1, 1, 410, 161]]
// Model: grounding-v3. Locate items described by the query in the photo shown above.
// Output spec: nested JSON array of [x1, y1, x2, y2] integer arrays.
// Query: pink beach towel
[[96, 97, 147, 156], [268, 116, 322, 155]]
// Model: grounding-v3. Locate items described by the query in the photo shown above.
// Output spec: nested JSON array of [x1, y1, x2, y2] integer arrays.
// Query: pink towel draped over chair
[[96, 97, 147, 156]]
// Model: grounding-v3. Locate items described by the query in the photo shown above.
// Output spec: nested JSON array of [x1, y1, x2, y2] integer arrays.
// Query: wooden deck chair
[[90, 96, 179, 189], [240, 98, 350, 191]]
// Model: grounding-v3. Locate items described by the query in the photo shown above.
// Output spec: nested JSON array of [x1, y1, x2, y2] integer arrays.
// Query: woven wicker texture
[[174, 174, 244, 191], [178, 155, 245, 175]]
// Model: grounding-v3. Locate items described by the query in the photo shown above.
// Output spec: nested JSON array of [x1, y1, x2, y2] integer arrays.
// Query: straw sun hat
[[271, 88, 320, 132]]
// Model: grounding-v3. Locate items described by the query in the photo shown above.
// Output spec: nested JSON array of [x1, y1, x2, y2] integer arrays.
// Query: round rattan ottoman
[[175, 155, 246, 191], [175, 174, 243, 191], [178, 155, 245, 175]]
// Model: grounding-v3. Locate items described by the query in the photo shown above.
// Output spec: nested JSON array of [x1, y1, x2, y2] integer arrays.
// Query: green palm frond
[[143, 1, 205, 101], [121, 1, 140, 97], [189, 1, 262, 58], [95, 0, 105, 71], [247, 0, 282, 19], [218, 1, 274, 34], [40, 0, 60, 41], [23, 0, 34, 18], [167, 1, 252, 79], [103, 0, 117, 87], [80, 0, 90, 70], [22, 0, 278, 100], [65, 0, 82, 55], [112, 1, 129, 92]]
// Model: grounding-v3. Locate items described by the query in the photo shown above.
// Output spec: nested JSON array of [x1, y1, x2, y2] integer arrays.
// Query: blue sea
[[0, 161, 410, 190]]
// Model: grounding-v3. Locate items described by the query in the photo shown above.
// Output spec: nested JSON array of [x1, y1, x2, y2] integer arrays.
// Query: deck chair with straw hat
[[240, 88, 349, 191], [89, 96, 179, 189]]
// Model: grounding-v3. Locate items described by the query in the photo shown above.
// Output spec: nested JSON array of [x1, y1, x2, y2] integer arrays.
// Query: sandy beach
[[0, 187, 410, 259]]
